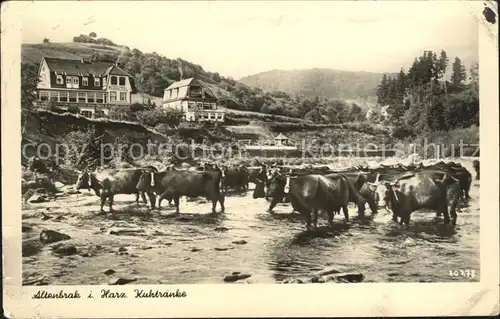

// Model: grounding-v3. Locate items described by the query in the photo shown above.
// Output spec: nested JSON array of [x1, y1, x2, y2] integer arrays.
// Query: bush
[[392, 125, 415, 139], [401, 125, 479, 158], [135, 109, 183, 127], [48, 104, 66, 114], [108, 109, 130, 121], [130, 103, 147, 113], [67, 105, 80, 114], [63, 130, 95, 166]]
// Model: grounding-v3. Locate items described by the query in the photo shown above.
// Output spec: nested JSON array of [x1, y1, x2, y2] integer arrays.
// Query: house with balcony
[[163, 77, 225, 123], [35, 56, 136, 118]]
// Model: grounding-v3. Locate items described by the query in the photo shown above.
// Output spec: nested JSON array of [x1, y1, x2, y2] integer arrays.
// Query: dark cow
[[136, 169, 225, 214], [75, 166, 158, 215], [269, 174, 366, 230], [369, 170, 461, 228], [220, 164, 249, 192], [472, 160, 480, 180], [421, 162, 472, 200], [266, 170, 378, 216], [196, 162, 247, 192], [364, 166, 410, 183], [324, 172, 379, 216]]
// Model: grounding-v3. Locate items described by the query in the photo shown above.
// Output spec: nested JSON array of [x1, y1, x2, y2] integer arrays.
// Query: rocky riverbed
[[22, 161, 480, 285]]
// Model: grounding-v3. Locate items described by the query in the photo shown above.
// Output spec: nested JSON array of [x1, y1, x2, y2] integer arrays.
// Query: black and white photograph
[[2, 0, 499, 317]]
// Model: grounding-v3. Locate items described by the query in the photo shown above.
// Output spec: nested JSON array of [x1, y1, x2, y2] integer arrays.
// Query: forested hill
[[21, 37, 373, 122], [239, 69, 393, 100], [21, 41, 242, 101]]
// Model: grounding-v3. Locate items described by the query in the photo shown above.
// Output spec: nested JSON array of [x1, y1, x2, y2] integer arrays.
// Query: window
[[110, 76, 117, 85], [66, 77, 72, 85], [188, 102, 196, 109], [49, 91, 58, 102], [78, 92, 86, 103], [96, 93, 104, 104], [80, 110, 93, 118], [94, 77, 101, 86], [73, 77, 79, 85], [189, 87, 202, 98], [171, 89, 178, 99], [39, 91, 49, 102], [87, 93, 95, 103], [69, 92, 77, 102], [110, 91, 117, 101], [56, 75, 64, 85], [102, 77, 106, 87], [119, 77, 126, 86], [82, 77, 88, 86], [119, 92, 127, 101], [59, 91, 68, 102]]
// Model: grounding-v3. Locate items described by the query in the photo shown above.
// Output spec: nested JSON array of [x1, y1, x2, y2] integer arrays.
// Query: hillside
[[239, 68, 395, 100], [21, 41, 378, 123], [22, 42, 245, 100]]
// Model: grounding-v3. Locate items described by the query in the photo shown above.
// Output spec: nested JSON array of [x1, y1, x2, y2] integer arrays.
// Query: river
[[22, 160, 480, 285]]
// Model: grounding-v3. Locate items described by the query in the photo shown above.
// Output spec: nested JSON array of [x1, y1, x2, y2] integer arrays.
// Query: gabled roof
[[165, 77, 199, 90], [106, 65, 131, 76], [43, 57, 131, 77], [275, 133, 288, 140], [164, 77, 217, 100]]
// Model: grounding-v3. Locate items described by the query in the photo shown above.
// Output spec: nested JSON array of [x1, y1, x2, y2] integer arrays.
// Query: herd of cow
[[63, 158, 480, 231]]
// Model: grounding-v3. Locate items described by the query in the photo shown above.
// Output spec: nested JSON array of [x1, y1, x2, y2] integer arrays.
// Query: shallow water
[[22, 164, 480, 285]]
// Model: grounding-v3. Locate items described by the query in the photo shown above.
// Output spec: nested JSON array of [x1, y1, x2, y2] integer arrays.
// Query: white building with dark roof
[[163, 77, 225, 123], [274, 133, 289, 146], [36, 56, 136, 118]]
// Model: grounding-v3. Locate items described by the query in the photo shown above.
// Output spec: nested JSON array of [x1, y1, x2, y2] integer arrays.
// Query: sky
[[18, 0, 481, 79]]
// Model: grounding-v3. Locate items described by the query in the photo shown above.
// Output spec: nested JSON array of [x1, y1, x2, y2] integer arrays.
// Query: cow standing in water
[[368, 170, 461, 228], [324, 172, 379, 216], [420, 161, 472, 200], [221, 164, 250, 193], [74, 166, 158, 216], [267, 173, 367, 230], [136, 169, 225, 214]]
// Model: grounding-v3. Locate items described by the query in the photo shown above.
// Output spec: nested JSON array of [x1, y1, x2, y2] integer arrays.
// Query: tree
[[451, 57, 467, 86], [469, 62, 479, 91], [21, 64, 40, 134], [89, 32, 97, 38], [43, 38, 50, 43], [437, 50, 449, 79], [426, 81, 447, 131], [376, 74, 390, 105]]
